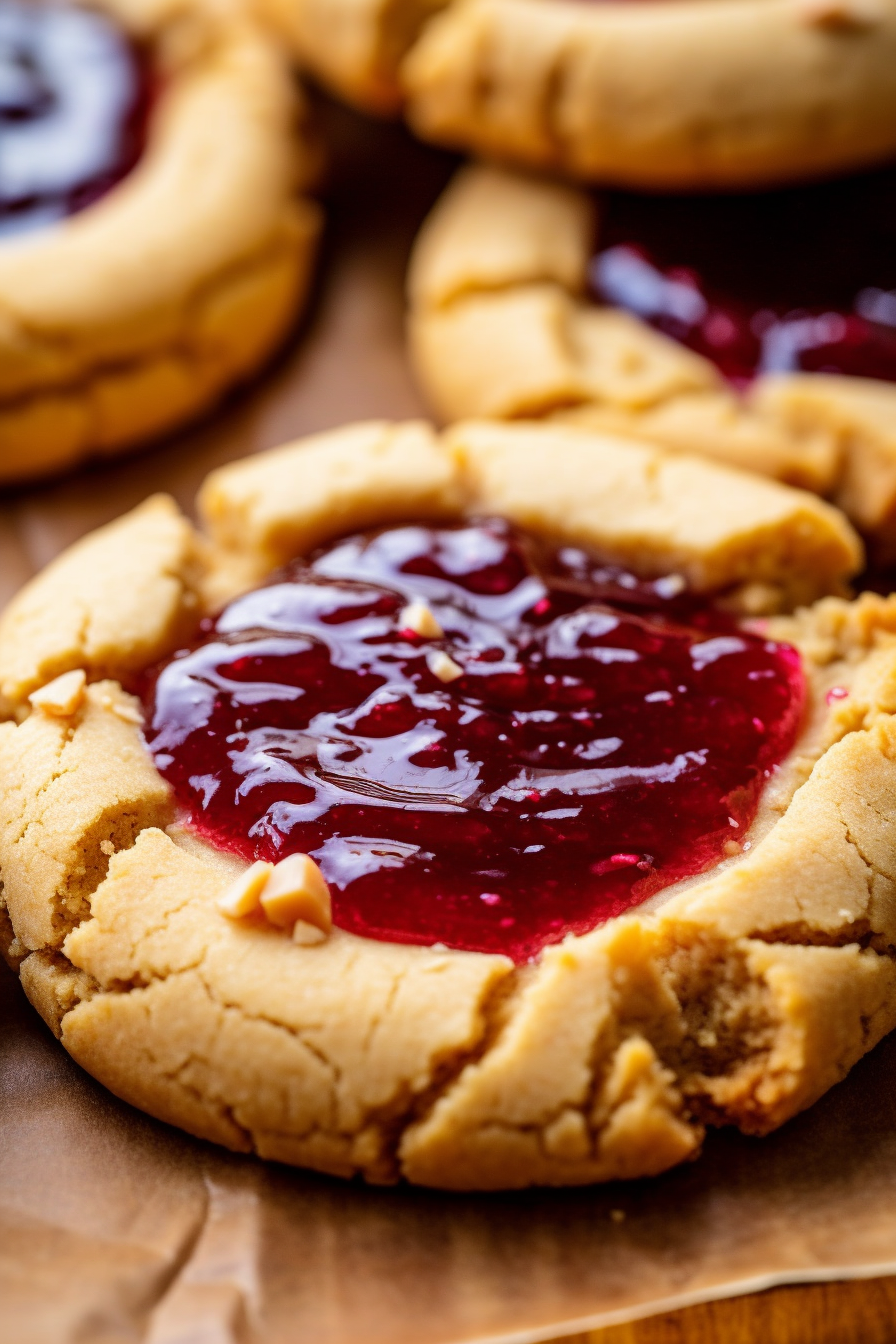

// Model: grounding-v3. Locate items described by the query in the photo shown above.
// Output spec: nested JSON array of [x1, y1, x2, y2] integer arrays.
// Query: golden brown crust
[[2, 420, 895, 1190], [255, 0, 896, 187], [753, 376, 896, 561], [448, 420, 860, 607], [402, 0, 896, 189], [0, 495, 203, 713], [408, 164, 896, 550], [194, 417, 861, 608], [0, 0, 322, 484], [198, 419, 465, 579]]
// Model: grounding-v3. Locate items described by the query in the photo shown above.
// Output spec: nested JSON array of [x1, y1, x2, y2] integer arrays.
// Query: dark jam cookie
[[591, 165, 896, 387], [0, 0, 148, 238], [145, 520, 804, 962]]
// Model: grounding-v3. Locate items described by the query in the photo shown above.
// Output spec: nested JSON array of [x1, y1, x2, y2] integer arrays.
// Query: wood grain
[[562, 1277, 896, 1343]]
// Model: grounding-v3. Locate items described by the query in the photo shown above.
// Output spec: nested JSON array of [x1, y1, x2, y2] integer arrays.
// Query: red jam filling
[[591, 167, 896, 387], [144, 522, 805, 963], [0, 1, 149, 238]]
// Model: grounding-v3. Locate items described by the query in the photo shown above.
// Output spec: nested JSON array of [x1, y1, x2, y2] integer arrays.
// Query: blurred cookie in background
[[0, 0, 322, 484], [408, 162, 896, 562], [256, 0, 896, 188]]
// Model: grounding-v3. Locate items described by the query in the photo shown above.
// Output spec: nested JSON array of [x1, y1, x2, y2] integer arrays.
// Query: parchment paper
[[2, 97, 896, 1344]]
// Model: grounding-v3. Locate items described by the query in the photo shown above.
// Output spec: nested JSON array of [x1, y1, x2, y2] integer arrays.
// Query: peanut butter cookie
[[4, 420, 896, 1190], [0, 0, 321, 483], [409, 164, 896, 559]]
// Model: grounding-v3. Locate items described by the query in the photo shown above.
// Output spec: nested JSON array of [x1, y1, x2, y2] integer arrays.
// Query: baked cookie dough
[[409, 163, 896, 559], [4, 419, 896, 1191], [0, 0, 322, 484], [258, 0, 896, 187]]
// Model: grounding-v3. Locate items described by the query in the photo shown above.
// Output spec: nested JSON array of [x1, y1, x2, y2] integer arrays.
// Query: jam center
[[0, 0, 148, 238], [591, 166, 896, 386], [145, 522, 805, 963]]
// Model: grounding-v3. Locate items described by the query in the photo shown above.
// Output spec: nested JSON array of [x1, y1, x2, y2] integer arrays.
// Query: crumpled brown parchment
[[2, 95, 896, 1344]]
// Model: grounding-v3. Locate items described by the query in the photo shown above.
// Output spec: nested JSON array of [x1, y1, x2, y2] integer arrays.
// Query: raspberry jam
[[145, 522, 804, 962], [0, 1, 148, 239], [591, 166, 896, 386]]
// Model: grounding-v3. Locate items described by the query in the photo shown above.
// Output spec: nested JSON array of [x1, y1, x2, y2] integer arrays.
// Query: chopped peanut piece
[[28, 668, 86, 717], [427, 649, 463, 682], [217, 860, 274, 919], [400, 600, 444, 639], [260, 853, 332, 933], [111, 701, 144, 725], [293, 919, 328, 946], [98, 693, 142, 724], [655, 574, 686, 598]]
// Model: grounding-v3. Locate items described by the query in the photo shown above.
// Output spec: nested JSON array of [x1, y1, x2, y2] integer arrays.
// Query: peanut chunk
[[217, 860, 274, 918], [28, 668, 87, 717], [293, 919, 328, 946], [110, 701, 144, 726], [400, 600, 444, 639], [98, 691, 143, 724], [427, 650, 463, 682], [260, 854, 332, 934]]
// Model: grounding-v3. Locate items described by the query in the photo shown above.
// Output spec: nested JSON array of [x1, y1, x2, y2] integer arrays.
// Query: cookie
[[258, 0, 896, 187], [0, 0, 322, 484], [401, 0, 896, 188], [4, 420, 896, 1191], [408, 164, 896, 558]]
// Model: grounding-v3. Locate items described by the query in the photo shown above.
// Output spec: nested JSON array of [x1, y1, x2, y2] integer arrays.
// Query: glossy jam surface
[[0, 0, 148, 238], [591, 167, 896, 386], [145, 522, 805, 962]]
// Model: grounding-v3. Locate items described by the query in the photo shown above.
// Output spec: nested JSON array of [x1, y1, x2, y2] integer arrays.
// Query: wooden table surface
[[3, 92, 896, 1344], [570, 1277, 896, 1344]]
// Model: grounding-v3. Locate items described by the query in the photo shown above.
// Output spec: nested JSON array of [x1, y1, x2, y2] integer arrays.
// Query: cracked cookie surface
[[0, 0, 322, 484], [3, 418, 896, 1190], [408, 164, 896, 561]]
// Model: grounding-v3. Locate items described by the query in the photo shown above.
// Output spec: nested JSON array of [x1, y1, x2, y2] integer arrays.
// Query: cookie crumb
[[218, 860, 274, 919], [261, 853, 332, 934], [100, 840, 116, 857], [427, 650, 463, 682], [400, 600, 444, 639], [28, 669, 86, 717]]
